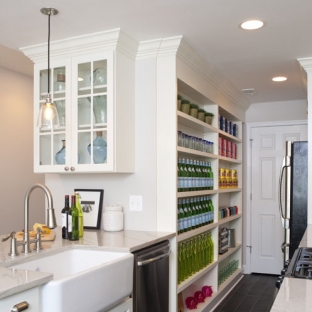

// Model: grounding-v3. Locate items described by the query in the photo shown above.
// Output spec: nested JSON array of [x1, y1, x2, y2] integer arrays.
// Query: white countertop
[[0, 227, 175, 299], [271, 277, 312, 312], [271, 224, 312, 312]]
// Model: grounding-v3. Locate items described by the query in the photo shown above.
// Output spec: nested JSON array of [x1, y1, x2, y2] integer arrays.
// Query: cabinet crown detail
[[21, 28, 139, 63]]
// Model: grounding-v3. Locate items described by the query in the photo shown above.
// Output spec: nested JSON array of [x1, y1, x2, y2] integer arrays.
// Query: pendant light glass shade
[[37, 95, 60, 128], [37, 8, 60, 129]]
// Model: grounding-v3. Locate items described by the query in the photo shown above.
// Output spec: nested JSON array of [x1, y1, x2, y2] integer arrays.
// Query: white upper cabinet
[[21, 29, 138, 173]]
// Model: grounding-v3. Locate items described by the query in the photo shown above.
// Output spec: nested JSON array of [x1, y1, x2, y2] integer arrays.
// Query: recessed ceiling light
[[272, 76, 287, 82], [239, 19, 265, 30]]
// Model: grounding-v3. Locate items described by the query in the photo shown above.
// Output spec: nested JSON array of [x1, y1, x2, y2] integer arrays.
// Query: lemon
[[33, 223, 51, 234]]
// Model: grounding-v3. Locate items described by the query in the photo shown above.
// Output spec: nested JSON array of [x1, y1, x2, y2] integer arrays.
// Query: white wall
[[0, 67, 45, 235], [45, 58, 158, 231], [246, 100, 307, 122]]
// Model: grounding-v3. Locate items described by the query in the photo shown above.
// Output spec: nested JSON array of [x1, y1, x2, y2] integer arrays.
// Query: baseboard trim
[[203, 273, 244, 312]]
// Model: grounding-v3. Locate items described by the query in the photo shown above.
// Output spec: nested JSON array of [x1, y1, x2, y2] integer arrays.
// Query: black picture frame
[[74, 189, 104, 229]]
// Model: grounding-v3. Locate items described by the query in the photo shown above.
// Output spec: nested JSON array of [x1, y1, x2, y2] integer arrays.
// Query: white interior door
[[250, 123, 307, 274]]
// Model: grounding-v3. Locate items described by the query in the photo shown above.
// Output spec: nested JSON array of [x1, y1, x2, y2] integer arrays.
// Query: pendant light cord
[[47, 12, 51, 94]]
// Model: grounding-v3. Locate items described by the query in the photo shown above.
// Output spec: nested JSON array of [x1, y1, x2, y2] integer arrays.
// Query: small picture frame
[[74, 189, 104, 229]]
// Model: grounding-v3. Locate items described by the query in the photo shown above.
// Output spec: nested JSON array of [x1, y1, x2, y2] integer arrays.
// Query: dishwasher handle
[[137, 250, 171, 266]]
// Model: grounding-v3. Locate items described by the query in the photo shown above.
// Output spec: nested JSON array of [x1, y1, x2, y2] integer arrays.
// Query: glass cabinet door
[[34, 53, 114, 173], [72, 55, 112, 170], [36, 62, 69, 170]]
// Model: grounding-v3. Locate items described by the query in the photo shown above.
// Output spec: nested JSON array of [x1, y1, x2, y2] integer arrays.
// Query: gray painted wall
[[0, 67, 45, 235]]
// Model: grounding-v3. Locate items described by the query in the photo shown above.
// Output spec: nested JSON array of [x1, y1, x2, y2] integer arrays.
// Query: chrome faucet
[[22, 183, 57, 254], [2, 183, 57, 257]]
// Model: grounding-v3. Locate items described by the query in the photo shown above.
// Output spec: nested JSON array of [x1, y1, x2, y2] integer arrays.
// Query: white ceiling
[[1, 0, 311, 105]]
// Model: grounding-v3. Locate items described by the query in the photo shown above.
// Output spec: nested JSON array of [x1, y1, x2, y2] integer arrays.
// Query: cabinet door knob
[[11, 301, 29, 312], [64, 166, 69, 171], [70, 167, 75, 171]]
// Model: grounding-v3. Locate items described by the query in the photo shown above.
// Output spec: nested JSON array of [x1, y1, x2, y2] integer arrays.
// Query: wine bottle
[[75, 192, 84, 238], [61, 195, 70, 239], [69, 195, 79, 241]]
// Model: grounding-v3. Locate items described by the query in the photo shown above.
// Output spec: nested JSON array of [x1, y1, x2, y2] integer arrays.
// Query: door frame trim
[[244, 120, 307, 274]]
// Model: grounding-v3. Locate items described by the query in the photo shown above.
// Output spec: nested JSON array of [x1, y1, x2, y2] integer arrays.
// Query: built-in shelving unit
[[176, 102, 243, 311], [154, 36, 246, 312]]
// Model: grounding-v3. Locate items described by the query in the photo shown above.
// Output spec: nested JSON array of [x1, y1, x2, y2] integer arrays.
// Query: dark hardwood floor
[[213, 274, 278, 312]]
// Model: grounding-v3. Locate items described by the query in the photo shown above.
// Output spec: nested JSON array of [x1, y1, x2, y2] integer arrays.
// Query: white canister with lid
[[103, 205, 124, 231]]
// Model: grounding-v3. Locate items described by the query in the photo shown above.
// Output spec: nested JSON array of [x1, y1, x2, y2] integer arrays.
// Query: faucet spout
[[23, 183, 57, 254]]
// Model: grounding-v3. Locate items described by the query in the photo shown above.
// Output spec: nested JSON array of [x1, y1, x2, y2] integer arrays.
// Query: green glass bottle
[[199, 196, 205, 227], [186, 198, 192, 231], [208, 196, 214, 223], [208, 162, 214, 190], [193, 237, 198, 273], [69, 195, 79, 241], [75, 192, 84, 238], [196, 236, 202, 271], [190, 197, 196, 230], [208, 231, 214, 263], [202, 234, 207, 266], [178, 243, 184, 284], [197, 197, 201, 228], [178, 199, 184, 234], [197, 160, 205, 190], [190, 238, 195, 275], [205, 161, 209, 190], [200, 234, 207, 269], [194, 197, 199, 228], [204, 196, 209, 225], [192, 160, 198, 191], [186, 159, 193, 191], [190, 159, 197, 191], [203, 160, 208, 190], [186, 240, 192, 278], [182, 158, 189, 192], [206, 232, 211, 264], [181, 242, 187, 281], [182, 198, 189, 232], [178, 158, 182, 192]]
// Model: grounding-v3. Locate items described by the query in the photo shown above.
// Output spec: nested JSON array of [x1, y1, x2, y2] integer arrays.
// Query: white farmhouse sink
[[10, 248, 133, 312]]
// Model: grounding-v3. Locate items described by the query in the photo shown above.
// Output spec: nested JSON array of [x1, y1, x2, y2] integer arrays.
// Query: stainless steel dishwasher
[[132, 240, 171, 312]]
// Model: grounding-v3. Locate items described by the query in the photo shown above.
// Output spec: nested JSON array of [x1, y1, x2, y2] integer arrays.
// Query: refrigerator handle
[[278, 155, 290, 229]]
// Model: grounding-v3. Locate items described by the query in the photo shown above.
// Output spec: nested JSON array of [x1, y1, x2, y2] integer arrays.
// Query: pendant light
[[37, 8, 60, 129]]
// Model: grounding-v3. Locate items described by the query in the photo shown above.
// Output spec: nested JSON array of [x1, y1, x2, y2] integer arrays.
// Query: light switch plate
[[129, 195, 143, 211]]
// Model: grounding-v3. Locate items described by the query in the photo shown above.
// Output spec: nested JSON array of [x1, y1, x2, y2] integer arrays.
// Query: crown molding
[[20, 28, 138, 63], [21, 27, 249, 114], [138, 35, 250, 114], [298, 57, 312, 72], [136, 39, 162, 60], [176, 38, 250, 112]]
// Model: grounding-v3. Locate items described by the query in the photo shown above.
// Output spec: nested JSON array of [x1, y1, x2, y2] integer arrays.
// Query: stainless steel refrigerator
[[279, 141, 308, 263]]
